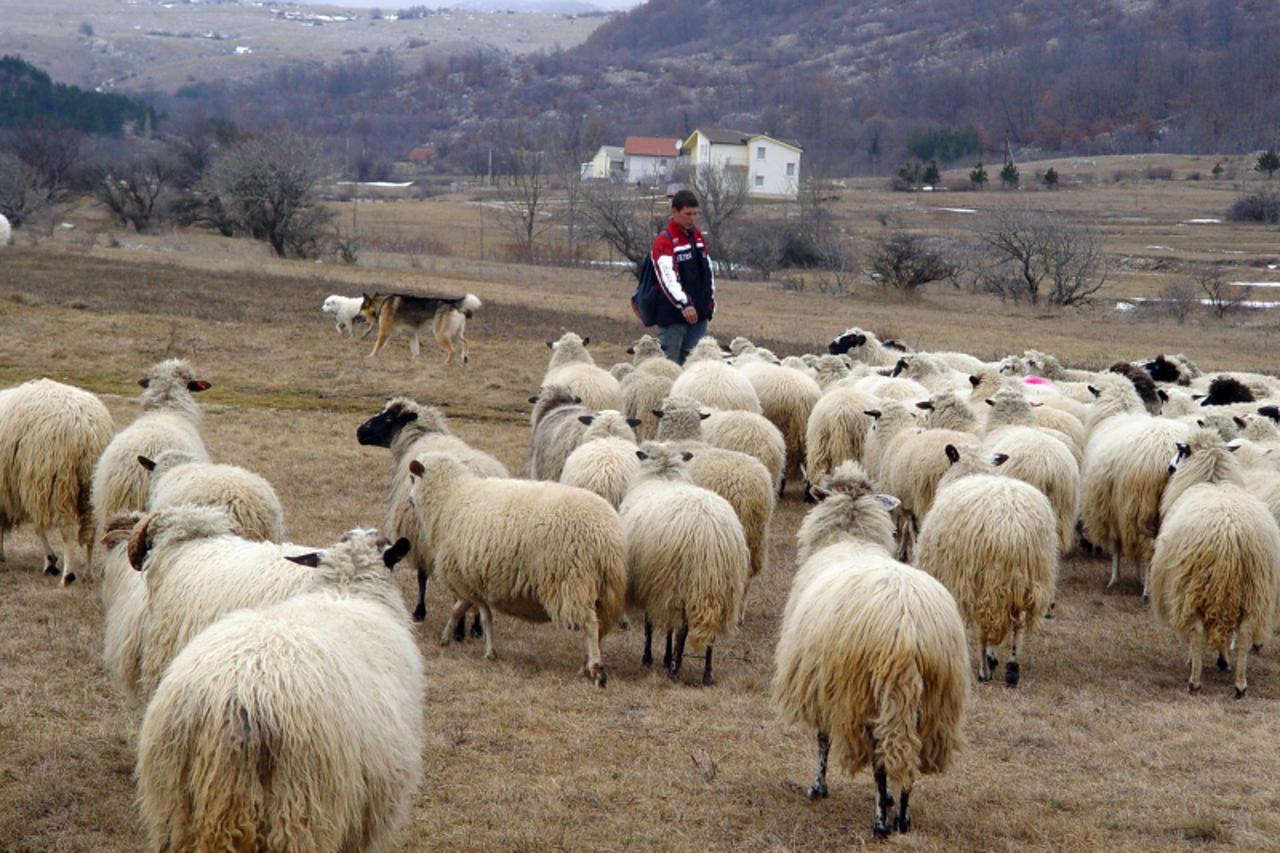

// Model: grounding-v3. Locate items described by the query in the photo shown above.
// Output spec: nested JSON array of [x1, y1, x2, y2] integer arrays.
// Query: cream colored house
[[580, 145, 625, 180], [623, 136, 682, 184], [682, 128, 802, 199]]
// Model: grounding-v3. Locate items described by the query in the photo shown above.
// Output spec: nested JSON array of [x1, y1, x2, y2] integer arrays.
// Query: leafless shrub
[[974, 208, 1109, 306], [1196, 265, 1250, 319], [0, 151, 49, 227], [868, 231, 956, 296], [494, 149, 552, 263], [579, 179, 666, 279], [94, 147, 176, 232], [1158, 282, 1198, 324]]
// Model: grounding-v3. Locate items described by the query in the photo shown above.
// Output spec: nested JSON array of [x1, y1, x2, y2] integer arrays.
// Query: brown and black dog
[[358, 292, 482, 365]]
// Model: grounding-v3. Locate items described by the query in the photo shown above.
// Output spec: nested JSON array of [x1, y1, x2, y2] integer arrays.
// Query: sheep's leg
[[979, 639, 997, 683], [1216, 651, 1231, 672], [642, 619, 654, 666], [777, 475, 786, 500], [451, 604, 471, 643], [1188, 622, 1206, 694], [736, 579, 752, 627], [470, 613, 484, 639], [807, 731, 830, 800], [1233, 627, 1251, 699], [872, 764, 894, 839], [477, 601, 496, 660], [37, 529, 59, 577], [413, 568, 429, 622], [58, 519, 83, 586], [1005, 619, 1024, 686], [663, 630, 673, 670], [581, 610, 606, 688], [1140, 560, 1151, 600], [1107, 547, 1121, 588], [409, 333, 421, 360], [0, 525, 6, 562], [667, 624, 688, 682], [894, 787, 912, 834], [702, 644, 715, 686], [440, 600, 469, 647]]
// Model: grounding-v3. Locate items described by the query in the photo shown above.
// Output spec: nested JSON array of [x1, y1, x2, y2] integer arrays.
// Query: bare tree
[[0, 151, 50, 227], [200, 130, 333, 257], [95, 148, 176, 232], [494, 149, 552, 262], [869, 232, 956, 295], [975, 208, 1108, 305], [1159, 282, 1198, 324], [1196, 264, 1249, 318], [2, 121, 85, 203], [691, 163, 750, 248], [579, 179, 667, 277]]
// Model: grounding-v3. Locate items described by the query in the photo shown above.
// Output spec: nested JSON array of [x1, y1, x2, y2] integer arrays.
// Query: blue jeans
[[657, 319, 708, 366]]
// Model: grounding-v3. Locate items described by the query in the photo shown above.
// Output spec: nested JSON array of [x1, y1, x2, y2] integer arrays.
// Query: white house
[[580, 145, 624, 180], [682, 128, 802, 199], [623, 136, 682, 184]]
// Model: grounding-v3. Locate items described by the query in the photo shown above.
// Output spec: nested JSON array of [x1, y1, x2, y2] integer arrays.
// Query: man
[[650, 189, 715, 365]]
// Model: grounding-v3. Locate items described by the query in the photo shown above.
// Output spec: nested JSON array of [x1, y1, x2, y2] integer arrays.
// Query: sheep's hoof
[[470, 616, 484, 639], [894, 814, 911, 834], [1188, 681, 1201, 695], [977, 671, 992, 683], [807, 782, 828, 800], [483, 649, 497, 662], [641, 651, 653, 667], [61, 572, 77, 586], [1044, 601, 1056, 620], [1004, 661, 1020, 686], [43, 557, 59, 577], [872, 820, 892, 840], [1234, 685, 1247, 700], [702, 671, 716, 687], [589, 664, 607, 688], [1216, 653, 1230, 672], [412, 604, 427, 623], [667, 668, 680, 683]]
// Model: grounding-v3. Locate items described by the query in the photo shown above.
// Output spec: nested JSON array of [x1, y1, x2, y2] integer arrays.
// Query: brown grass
[[2, 170, 1280, 851]]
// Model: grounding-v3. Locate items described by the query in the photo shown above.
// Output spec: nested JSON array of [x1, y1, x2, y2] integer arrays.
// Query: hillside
[[0, 55, 154, 133]]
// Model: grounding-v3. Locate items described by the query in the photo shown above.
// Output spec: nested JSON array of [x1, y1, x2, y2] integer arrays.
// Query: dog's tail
[[456, 293, 482, 319]]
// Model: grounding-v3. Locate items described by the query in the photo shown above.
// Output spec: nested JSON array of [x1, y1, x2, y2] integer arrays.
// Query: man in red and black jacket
[[651, 189, 715, 365]]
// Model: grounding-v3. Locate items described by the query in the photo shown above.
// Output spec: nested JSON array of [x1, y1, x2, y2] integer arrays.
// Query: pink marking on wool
[[1022, 376, 1053, 386]]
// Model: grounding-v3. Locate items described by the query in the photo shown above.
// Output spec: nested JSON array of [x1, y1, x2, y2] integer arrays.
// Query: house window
[[756, 146, 766, 160], [660, 158, 668, 167], [754, 174, 765, 187], [786, 162, 796, 177]]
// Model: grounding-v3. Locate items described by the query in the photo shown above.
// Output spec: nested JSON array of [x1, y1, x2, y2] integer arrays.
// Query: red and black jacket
[[649, 220, 715, 326]]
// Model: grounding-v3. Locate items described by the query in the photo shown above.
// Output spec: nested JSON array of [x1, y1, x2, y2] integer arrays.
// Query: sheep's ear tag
[[699, 412, 711, 420], [635, 450, 648, 460], [138, 377, 150, 388], [188, 380, 211, 392], [408, 459, 425, 477], [285, 552, 323, 568], [383, 538, 412, 569], [873, 493, 900, 511], [137, 455, 156, 471], [944, 444, 961, 464], [992, 453, 1010, 467], [681, 451, 693, 462], [578, 415, 595, 425], [626, 418, 642, 428]]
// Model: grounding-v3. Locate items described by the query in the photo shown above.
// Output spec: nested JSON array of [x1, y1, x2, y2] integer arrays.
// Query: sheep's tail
[[873, 618, 924, 795], [457, 293, 482, 318], [194, 696, 271, 850]]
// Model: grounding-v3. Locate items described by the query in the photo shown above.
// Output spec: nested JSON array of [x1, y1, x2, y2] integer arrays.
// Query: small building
[[623, 136, 682, 184], [581, 145, 625, 180], [406, 145, 435, 164], [682, 128, 803, 199]]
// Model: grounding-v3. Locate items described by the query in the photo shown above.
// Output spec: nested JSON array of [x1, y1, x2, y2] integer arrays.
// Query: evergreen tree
[[897, 160, 921, 188], [922, 159, 940, 186], [1256, 149, 1280, 179], [1000, 160, 1020, 189], [970, 160, 988, 190], [1042, 167, 1059, 189], [1211, 161, 1225, 179]]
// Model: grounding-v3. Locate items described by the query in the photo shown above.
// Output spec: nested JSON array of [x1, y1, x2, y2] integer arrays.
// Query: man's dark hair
[[671, 189, 700, 211]]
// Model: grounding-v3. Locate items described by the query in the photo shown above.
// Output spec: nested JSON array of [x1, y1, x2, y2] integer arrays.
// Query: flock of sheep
[[2, 316, 1279, 845]]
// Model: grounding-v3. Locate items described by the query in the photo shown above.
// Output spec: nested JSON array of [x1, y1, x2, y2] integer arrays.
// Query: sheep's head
[[406, 453, 474, 513], [546, 332, 593, 370], [137, 449, 202, 480], [139, 359, 210, 419], [1163, 428, 1243, 517], [918, 389, 976, 430], [683, 336, 725, 365], [728, 336, 756, 356], [579, 410, 641, 442], [864, 400, 916, 440], [938, 442, 1005, 488], [628, 335, 665, 364], [530, 383, 584, 427], [827, 328, 870, 356], [1143, 354, 1182, 384], [286, 529, 411, 572], [799, 460, 898, 559], [654, 394, 710, 440], [610, 362, 636, 382], [358, 397, 448, 448], [101, 512, 145, 550], [1201, 376, 1255, 407], [984, 385, 1035, 427], [812, 354, 852, 387], [126, 505, 237, 571], [633, 441, 694, 482]]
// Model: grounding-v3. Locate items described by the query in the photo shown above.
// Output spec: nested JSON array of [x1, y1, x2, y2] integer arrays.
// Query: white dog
[[322, 295, 368, 338]]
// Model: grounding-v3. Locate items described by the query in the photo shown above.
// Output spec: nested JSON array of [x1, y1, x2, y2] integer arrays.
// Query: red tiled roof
[[624, 136, 682, 157]]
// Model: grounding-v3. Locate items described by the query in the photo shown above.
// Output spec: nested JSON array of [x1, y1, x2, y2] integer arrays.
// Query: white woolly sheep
[[621, 443, 749, 685], [804, 384, 878, 495], [121, 505, 317, 700], [408, 453, 627, 686], [609, 362, 635, 382], [0, 378, 113, 583], [654, 396, 776, 616], [1152, 429, 1280, 696], [860, 400, 920, 484], [91, 359, 211, 535], [136, 530, 423, 853], [774, 460, 967, 837], [322, 294, 369, 338], [1081, 410, 1191, 593], [737, 361, 822, 492], [560, 411, 642, 509], [544, 332, 623, 412], [846, 372, 931, 404], [99, 513, 149, 696], [702, 407, 787, 494], [811, 354, 855, 388], [620, 367, 674, 442], [917, 388, 978, 433], [139, 450, 285, 542], [357, 397, 508, 622], [916, 444, 1059, 685], [826, 328, 899, 368], [0, 213, 10, 247], [527, 383, 594, 481], [670, 336, 762, 413], [983, 386, 1081, 554], [628, 334, 683, 381]]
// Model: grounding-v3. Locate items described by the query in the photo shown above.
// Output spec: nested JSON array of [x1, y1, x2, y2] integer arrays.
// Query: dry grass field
[[3, 165, 1280, 851]]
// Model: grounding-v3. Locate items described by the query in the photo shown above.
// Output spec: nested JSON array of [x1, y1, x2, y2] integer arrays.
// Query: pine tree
[[1000, 160, 1020, 189], [969, 160, 988, 190], [1211, 161, 1225, 179], [1042, 167, 1059, 189], [1256, 149, 1280, 179], [922, 159, 940, 187]]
